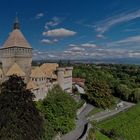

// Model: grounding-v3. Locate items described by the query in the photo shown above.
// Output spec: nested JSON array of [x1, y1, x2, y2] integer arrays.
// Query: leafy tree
[[129, 88, 140, 103], [37, 85, 77, 139], [0, 75, 44, 140], [86, 79, 114, 109], [114, 84, 131, 101]]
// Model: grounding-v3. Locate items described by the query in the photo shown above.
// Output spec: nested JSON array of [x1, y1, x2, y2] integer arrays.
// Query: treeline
[[73, 64, 140, 104]]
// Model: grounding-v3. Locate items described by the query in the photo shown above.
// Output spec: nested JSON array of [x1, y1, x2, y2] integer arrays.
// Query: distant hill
[[32, 58, 140, 65]]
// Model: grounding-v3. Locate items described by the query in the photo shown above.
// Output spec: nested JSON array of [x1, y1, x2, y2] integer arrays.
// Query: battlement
[[0, 47, 32, 58]]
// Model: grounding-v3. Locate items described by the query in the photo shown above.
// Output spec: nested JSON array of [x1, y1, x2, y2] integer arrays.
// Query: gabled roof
[[6, 63, 26, 77], [30, 67, 45, 78], [27, 80, 38, 90], [40, 63, 58, 78], [3, 29, 31, 49]]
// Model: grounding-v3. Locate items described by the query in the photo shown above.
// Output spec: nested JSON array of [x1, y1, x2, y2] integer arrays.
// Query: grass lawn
[[97, 103, 140, 140], [96, 131, 111, 140], [86, 107, 104, 117]]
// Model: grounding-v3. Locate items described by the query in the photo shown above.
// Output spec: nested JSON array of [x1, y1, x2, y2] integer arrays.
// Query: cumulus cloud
[[45, 17, 61, 29], [35, 13, 44, 19], [69, 43, 97, 49], [41, 39, 58, 44], [33, 48, 140, 60], [69, 47, 85, 52], [81, 43, 97, 48], [43, 28, 76, 38]]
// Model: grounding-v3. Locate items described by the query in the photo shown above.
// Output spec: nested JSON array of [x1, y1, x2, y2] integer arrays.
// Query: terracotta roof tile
[[3, 29, 31, 48], [6, 63, 26, 77], [30, 67, 45, 78], [27, 80, 38, 90], [40, 63, 58, 78]]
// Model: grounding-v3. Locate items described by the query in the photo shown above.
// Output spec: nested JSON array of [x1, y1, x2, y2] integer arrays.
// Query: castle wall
[[0, 47, 32, 81]]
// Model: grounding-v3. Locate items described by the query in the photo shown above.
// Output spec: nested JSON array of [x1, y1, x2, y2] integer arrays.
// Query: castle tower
[[0, 16, 32, 81], [57, 67, 73, 92]]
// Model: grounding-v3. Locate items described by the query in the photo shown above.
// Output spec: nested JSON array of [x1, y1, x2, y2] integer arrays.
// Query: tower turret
[[0, 16, 32, 82]]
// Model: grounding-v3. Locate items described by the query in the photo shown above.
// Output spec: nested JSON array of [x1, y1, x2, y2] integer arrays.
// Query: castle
[[0, 17, 73, 100]]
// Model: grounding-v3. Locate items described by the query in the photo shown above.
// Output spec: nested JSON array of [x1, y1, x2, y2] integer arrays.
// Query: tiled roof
[[3, 29, 31, 48], [72, 78, 85, 88], [6, 63, 26, 77], [40, 63, 58, 79], [27, 80, 38, 90], [30, 67, 45, 78]]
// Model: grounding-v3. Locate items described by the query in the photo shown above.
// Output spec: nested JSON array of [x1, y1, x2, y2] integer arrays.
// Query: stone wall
[[0, 47, 32, 81], [57, 67, 73, 92]]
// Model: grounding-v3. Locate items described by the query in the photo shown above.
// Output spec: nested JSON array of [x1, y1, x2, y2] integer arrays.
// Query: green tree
[[0, 75, 44, 140], [37, 85, 77, 140], [115, 84, 131, 101], [86, 79, 114, 109], [129, 88, 140, 103]]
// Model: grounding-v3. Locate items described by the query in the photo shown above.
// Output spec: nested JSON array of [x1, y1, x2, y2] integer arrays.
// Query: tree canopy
[[37, 85, 77, 140], [0, 75, 44, 140], [86, 79, 114, 109]]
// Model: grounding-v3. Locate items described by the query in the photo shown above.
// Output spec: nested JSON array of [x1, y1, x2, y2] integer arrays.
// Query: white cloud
[[43, 28, 76, 38], [96, 34, 105, 39], [69, 47, 85, 52], [33, 48, 140, 60], [45, 17, 61, 29], [35, 13, 44, 19], [81, 43, 97, 48], [128, 52, 140, 58], [95, 9, 140, 35], [48, 54, 57, 58], [41, 39, 58, 44], [68, 43, 97, 49], [108, 35, 140, 47]]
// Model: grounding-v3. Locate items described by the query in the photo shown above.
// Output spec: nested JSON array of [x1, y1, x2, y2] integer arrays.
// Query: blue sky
[[1, 0, 140, 60]]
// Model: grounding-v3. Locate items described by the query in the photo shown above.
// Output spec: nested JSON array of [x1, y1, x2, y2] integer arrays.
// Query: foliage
[[130, 88, 140, 103], [0, 75, 44, 140], [77, 99, 85, 109], [86, 79, 114, 109], [95, 131, 111, 140], [98, 103, 140, 140], [37, 85, 77, 140], [114, 84, 131, 101], [73, 64, 140, 103], [86, 128, 96, 140]]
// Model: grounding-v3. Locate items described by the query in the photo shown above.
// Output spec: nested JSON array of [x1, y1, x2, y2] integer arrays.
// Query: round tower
[[0, 16, 32, 81]]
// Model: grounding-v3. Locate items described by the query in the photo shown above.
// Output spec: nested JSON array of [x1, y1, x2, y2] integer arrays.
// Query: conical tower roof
[[2, 16, 31, 49], [6, 63, 26, 77]]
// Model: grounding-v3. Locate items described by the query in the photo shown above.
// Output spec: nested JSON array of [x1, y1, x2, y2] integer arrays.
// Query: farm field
[[98, 103, 140, 140]]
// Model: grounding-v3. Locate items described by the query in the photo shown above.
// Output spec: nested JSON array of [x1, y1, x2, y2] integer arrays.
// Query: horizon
[[0, 0, 140, 62]]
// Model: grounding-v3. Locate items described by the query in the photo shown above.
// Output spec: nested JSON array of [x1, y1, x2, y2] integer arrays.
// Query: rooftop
[[6, 63, 26, 77]]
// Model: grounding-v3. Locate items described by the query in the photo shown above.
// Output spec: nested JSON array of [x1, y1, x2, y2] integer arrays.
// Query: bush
[[37, 85, 77, 139]]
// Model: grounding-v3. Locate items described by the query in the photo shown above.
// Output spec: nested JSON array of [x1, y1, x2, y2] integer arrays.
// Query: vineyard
[[98, 103, 140, 140]]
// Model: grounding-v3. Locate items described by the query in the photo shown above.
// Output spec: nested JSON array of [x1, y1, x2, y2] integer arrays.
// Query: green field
[[96, 131, 111, 140], [98, 103, 140, 140]]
